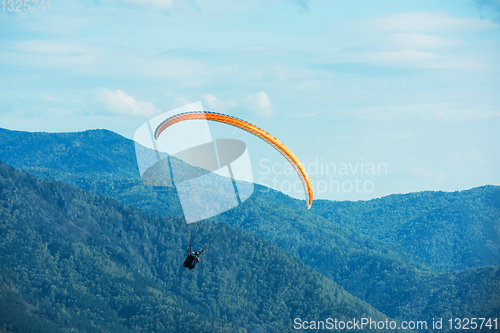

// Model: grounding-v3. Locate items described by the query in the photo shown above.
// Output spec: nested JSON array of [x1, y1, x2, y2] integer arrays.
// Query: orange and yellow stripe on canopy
[[154, 111, 313, 209]]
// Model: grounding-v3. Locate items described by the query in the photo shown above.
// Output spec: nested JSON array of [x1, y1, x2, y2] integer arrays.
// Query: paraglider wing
[[154, 111, 313, 209]]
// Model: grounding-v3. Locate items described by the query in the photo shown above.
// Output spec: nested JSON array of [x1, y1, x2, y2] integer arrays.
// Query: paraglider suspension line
[[189, 224, 193, 252], [188, 224, 198, 253]]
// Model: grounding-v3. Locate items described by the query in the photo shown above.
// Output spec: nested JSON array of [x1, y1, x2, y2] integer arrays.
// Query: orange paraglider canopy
[[154, 111, 313, 209]]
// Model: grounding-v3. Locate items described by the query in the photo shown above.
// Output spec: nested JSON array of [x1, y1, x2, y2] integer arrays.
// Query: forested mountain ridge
[[1, 127, 499, 329], [0, 163, 395, 332], [2, 127, 499, 271], [0, 127, 139, 179], [311, 185, 500, 271], [217, 189, 500, 321]]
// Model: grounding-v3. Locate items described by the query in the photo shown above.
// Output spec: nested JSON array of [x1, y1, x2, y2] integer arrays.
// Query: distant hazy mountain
[[0, 127, 139, 179], [311, 186, 500, 272], [217, 188, 500, 321]]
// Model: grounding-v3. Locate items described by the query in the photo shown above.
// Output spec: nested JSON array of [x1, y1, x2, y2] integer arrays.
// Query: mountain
[[2, 127, 499, 271], [216, 188, 500, 321], [2, 127, 500, 328], [0, 127, 139, 179], [311, 187, 500, 271], [0, 163, 394, 332]]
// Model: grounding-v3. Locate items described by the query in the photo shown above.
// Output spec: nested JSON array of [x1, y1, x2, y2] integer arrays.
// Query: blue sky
[[1, 0, 499, 201]]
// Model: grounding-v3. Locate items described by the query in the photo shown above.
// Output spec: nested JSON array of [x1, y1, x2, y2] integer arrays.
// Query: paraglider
[[183, 249, 202, 270], [154, 111, 313, 209], [135, 105, 313, 270]]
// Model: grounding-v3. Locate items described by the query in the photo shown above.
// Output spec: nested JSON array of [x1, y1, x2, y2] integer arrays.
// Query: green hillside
[[0, 163, 394, 332], [0, 128, 139, 179], [1, 127, 499, 328], [217, 189, 500, 321], [311, 187, 500, 271]]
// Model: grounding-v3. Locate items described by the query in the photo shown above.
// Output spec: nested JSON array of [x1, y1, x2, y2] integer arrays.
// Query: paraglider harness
[[183, 247, 203, 270], [182, 220, 247, 270]]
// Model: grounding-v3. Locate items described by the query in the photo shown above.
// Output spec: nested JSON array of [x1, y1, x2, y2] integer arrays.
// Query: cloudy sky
[[1, 0, 499, 201]]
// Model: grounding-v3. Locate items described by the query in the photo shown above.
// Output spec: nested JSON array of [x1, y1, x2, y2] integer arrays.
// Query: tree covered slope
[[1, 127, 499, 329], [311, 186, 500, 271], [0, 163, 394, 332]]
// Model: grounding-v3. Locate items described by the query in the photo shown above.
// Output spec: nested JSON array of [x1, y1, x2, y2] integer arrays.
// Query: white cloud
[[386, 33, 463, 50], [144, 59, 203, 81], [368, 50, 489, 70], [376, 132, 413, 141], [436, 173, 447, 181], [412, 167, 432, 178], [201, 94, 236, 111], [369, 11, 497, 32], [96, 88, 160, 117], [448, 149, 488, 168], [244, 91, 273, 117], [174, 97, 194, 107], [330, 136, 351, 142], [47, 107, 74, 115], [14, 40, 88, 54], [1, 40, 95, 70], [40, 94, 58, 101], [121, 0, 180, 10], [358, 103, 500, 121], [371, 50, 441, 62]]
